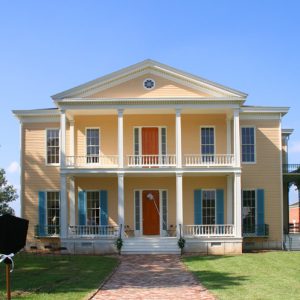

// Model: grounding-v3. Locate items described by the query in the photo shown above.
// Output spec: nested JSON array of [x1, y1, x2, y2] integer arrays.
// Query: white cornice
[[240, 106, 289, 116], [282, 129, 294, 136], [12, 109, 60, 123], [51, 59, 247, 100]]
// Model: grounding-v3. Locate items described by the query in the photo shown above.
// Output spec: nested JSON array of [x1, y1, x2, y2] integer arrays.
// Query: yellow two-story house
[[13, 60, 290, 254]]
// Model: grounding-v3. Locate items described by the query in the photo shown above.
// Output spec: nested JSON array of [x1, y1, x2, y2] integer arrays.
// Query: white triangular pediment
[[52, 60, 247, 100]]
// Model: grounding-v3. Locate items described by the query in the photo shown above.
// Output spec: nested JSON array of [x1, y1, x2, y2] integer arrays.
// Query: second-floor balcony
[[65, 153, 236, 169]]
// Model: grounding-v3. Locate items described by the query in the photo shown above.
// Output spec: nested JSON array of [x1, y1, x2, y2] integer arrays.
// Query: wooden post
[[6, 264, 11, 300]]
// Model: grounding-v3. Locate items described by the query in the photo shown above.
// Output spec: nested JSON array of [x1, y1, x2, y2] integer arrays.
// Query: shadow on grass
[[0, 254, 118, 298], [184, 256, 247, 291]]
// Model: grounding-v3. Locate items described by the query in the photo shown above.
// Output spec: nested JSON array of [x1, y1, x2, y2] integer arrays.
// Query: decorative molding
[[51, 59, 247, 100]]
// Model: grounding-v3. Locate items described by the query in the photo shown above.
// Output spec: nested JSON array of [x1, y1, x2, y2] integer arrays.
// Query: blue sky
[[1, 1, 300, 215]]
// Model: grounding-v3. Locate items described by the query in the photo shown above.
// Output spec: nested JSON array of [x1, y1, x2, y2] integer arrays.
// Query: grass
[[183, 251, 300, 300], [0, 254, 118, 300]]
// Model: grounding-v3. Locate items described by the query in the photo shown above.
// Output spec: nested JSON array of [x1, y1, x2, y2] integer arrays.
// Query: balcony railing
[[242, 224, 269, 237], [282, 164, 300, 174], [35, 225, 60, 237], [68, 225, 119, 237], [127, 154, 176, 167], [183, 224, 235, 237], [66, 155, 119, 168], [184, 154, 235, 167]]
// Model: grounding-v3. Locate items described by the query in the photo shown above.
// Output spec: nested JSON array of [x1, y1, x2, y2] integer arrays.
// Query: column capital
[[176, 172, 183, 177], [69, 119, 75, 125], [233, 108, 240, 117], [175, 108, 181, 116], [60, 109, 66, 114], [118, 108, 124, 116]]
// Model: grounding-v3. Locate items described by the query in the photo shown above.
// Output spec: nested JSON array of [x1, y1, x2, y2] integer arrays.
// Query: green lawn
[[184, 251, 300, 300], [0, 254, 118, 300]]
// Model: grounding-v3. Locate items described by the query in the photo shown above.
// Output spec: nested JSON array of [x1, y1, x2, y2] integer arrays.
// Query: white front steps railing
[[68, 225, 119, 237], [184, 154, 235, 166], [127, 154, 176, 167], [183, 225, 235, 237], [66, 155, 119, 168]]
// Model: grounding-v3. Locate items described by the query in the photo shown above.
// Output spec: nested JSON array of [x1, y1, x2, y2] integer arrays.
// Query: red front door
[[142, 190, 160, 235], [142, 128, 159, 165]]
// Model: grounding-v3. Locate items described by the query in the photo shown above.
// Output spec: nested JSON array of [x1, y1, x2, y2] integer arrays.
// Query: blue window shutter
[[100, 190, 108, 226], [257, 189, 265, 236], [38, 191, 46, 236], [78, 191, 86, 225], [194, 190, 202, 224], [216, 189, 224, 224]]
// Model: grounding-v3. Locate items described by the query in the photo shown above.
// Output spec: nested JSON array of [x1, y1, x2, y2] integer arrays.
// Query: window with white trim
[[201, 127, 215, 162], [86, 128, 100, 163], [87, 191, 100, 225], [46, 191, 60, 234], [242, 190, 256, 233], [46, 129, 60, 164], [241, 127, 255, 162], [202, 190, 216, 225]]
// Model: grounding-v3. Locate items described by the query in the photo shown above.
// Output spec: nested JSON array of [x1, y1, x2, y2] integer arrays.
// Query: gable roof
[[51, 59, 248, 100]]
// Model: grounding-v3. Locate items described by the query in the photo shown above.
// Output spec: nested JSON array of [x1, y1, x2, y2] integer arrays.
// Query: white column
[[60, 174, 68, 238], [234, 173, 242, 237], [176, 173, 183, 237], [69, 176, 75, 227], [69, 120, 75, 157], [233, 109, 240, 167], [118, 109, 124, 168], [227, 174, 233, 224], [226, 117, 232, 155], [60, 110, 67, 168], [176, 109, 182, 168], [118, 173, 125, 237]]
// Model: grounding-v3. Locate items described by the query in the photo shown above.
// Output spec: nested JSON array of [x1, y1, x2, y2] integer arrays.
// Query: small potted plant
[[115, 237, 123, 255], [178, 237, 185, 255]]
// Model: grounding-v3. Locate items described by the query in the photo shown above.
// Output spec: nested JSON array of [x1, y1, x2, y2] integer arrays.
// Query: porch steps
[[285, 234, 300, 251], [121, 237, 181, 254]]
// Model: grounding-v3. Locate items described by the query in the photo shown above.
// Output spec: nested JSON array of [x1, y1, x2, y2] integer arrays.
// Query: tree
[[0, 168, 17, 215]]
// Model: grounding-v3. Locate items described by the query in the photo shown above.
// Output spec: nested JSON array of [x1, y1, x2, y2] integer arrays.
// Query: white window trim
[[200, 126, 216, 155], [85, 127, 101, 161], [143, 78, 156, 90], [45, 190, 60, 227], [85, 190, 103, 225], [134, 188, 168, 237], [201, 189, 217, 225], [45, 128, 60, 166], [133, 126, 168, 156], [242, 189, 257, 227], [241, 126, 256, 164]]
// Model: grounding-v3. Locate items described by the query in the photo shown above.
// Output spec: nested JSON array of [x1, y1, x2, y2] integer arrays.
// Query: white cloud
[[7, 161, 20, 174], [289, 141, 300, 154]]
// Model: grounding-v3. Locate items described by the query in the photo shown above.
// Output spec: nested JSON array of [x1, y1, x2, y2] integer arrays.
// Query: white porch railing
[[127, 155, 176, 167], [184, 154, 235, 166], [183, 225, 235, 237], [68, 225, 119, 237], [66, 155, 119, 168]]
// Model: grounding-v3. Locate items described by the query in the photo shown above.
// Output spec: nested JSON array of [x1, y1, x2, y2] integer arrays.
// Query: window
[[46, 129, 60, 164], [46, 191, 60, 234], [201, 127, 215, 162], [86, 128, 100, 163], [135, 191, 140, 231], [202, 190, 216, 225], [162, 190, 167, 230], [242, 127, 255, 163], [242, 190, 256, 233], [143, 78, 155, 90], [87, 191, 100, 225]]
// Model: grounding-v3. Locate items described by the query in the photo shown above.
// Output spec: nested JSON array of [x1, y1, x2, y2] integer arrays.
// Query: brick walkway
[[91, 255, 215, 300]]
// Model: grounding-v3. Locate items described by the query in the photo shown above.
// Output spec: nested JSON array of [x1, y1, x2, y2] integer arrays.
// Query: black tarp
[[0, 214, 29, 263]]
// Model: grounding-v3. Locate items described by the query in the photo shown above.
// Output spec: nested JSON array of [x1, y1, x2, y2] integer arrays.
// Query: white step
[[121, 237, 181, 254]]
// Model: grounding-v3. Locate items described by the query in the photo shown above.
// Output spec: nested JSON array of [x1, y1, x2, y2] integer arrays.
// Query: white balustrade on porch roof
[[127, 154, 176, 167], [184, 154, 235, 166], [68, 225, 119, 237], [183, 225, 235, 237], [65, 155, 119, 168]]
